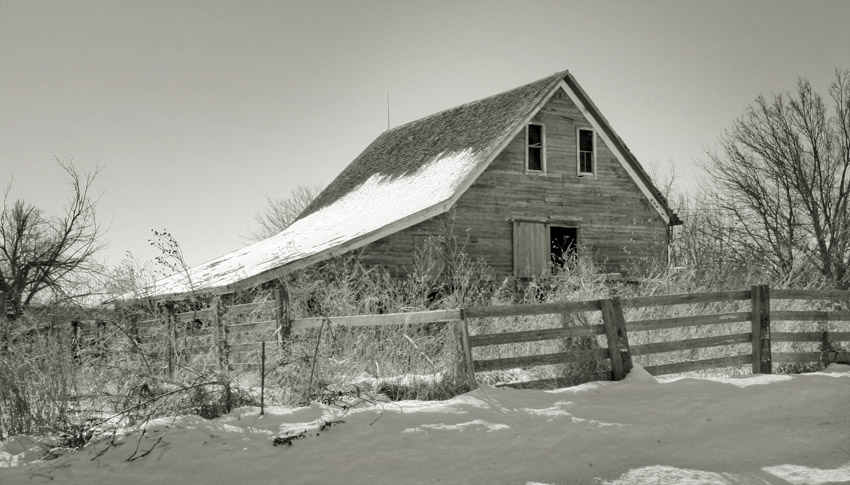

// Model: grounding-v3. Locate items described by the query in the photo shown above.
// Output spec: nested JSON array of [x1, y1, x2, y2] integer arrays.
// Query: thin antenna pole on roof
[[386, 91, 391, 130]]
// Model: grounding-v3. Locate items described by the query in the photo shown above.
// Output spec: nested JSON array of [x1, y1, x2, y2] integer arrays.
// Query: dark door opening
[[550, 226, 577, 269]]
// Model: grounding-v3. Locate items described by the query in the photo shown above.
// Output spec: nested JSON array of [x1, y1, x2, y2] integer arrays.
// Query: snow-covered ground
[[2, 364, 849, 484]]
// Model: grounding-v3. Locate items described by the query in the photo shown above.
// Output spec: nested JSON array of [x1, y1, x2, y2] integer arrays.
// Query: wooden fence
[[134, 297, 280, 372], [78, 285, 849, 389], [285, 285, 850, 389]]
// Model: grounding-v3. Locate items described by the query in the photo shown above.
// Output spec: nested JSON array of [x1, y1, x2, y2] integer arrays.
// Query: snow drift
[[2, 365, 848, 484]]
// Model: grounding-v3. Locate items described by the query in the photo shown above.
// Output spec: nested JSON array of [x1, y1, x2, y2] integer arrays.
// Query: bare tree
[[702, 69, 850, 287], [0, 159, 106, 319], [648, 158, 679, 204], [247, 183, 322, 241]]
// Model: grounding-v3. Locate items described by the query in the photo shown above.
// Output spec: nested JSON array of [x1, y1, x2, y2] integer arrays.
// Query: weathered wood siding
[[358, 87, 669, 278]]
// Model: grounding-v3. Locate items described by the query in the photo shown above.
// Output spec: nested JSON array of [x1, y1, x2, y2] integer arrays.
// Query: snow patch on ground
[[763, 460, 850, 484], [601, 465, 733, 484], [622, 364, 657, 384], [1, 366, 848, 484]]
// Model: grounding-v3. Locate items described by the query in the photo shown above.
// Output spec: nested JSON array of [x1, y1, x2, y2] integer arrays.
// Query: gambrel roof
[[130, 70, 679, 299]]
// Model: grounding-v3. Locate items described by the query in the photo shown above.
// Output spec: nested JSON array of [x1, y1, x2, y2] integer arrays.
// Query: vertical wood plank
[[601, 298, 631, 380], [211, 296, 221, 368], [751, 285, 772, 374], [513, 221, 548, 277], [458, 312, 477, 389], [71, 320, 81, 363], [260, 340, 266, 416], [162, 302, 176, 376], [274, 282, 291, 348], [126, 309, 140, 353], [212, 296, 229, 371], [611, 297, 632, 374]]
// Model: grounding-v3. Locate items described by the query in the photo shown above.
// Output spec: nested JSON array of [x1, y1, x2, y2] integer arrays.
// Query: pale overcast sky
[[2, 0, 849, 268]]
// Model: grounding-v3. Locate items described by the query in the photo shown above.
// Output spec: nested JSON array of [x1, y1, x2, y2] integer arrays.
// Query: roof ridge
[[382, 70, 570, 135]]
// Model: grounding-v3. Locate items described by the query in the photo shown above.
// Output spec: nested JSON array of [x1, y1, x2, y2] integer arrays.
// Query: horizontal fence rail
[[291, 309, 462, 330], [771, 289, 850, 300], [772, 311, 850, 321], [463, 300, 603, 319], [473, 348, 610, 373], [644, 354, 753, 376], [629, 333, 752, 356], [618, 290, 753, 308], [468, 324, 605, 347], [626, 312, 752, 332]]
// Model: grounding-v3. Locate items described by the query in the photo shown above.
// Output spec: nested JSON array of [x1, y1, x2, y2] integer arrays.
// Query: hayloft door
[[513, 222, 547, 278]]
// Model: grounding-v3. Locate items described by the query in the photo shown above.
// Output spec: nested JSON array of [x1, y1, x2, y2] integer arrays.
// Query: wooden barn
[[139, 70, 680, 299]]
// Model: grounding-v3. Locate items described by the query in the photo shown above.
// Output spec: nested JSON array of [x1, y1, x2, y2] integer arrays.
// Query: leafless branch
[[1, 158, 107, 318]]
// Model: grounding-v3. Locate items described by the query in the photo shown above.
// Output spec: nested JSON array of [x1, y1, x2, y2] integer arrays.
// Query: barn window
[[514, 222, 579, 277], [526, 123, 545, 172], [550, 226, 578, 270], [577, 128, 595, 176]]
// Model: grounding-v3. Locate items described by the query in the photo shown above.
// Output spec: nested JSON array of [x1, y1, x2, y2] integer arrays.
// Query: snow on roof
[[129, 71, 568, 299]]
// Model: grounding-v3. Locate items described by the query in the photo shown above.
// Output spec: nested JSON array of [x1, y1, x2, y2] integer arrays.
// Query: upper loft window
[[577, 128, 595, 176], [526, 123, 545, 172]]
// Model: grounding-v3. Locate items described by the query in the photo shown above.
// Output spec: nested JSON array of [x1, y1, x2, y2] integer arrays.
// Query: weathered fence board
[[227, 301, 276, 315], [823, 351, 850, 363], [773, 352, 823, 363], [772, 331, 850, 342], [173, 327, 213, 336], [469, 324, 604, 347], [627, 312, 751, 332], [630, 333, 752, 356], [772, 290, 850, 300], [459, 320, 477, 388], [499, 371, 613, 390], [473, 348, 609, 373], [601, 297, 632, 380], [225, 320, 277, 330], [619, 290, 751, 309], [772, 311, 850, 321], [292, 309, 462, 329], [174, 308, 213, 323], [228, 342, 266, 352], [643, 354, 752, 376], [463, 300, 602, 319], [751, 285, 772, 374]]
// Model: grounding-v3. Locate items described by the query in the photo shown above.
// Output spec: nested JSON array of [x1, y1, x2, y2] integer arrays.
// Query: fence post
[[457, 310, 477, 390], [260, 340, 266, 416], [160, 302, 177, 376], [70, 320, 81, 363], [212, 296, 229, 371], [601, 297, 633, 381], [128, 311, 140, 353], [274, 282, 291, 348], [751, 284, 772, 374]]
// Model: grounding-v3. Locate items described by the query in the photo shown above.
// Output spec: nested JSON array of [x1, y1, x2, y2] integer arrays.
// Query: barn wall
[[357, 87, 669, 279]]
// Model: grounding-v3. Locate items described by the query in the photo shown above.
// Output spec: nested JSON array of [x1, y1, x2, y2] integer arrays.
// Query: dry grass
[[3, 248, 847, 443], [0, 306, 255, 442]]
